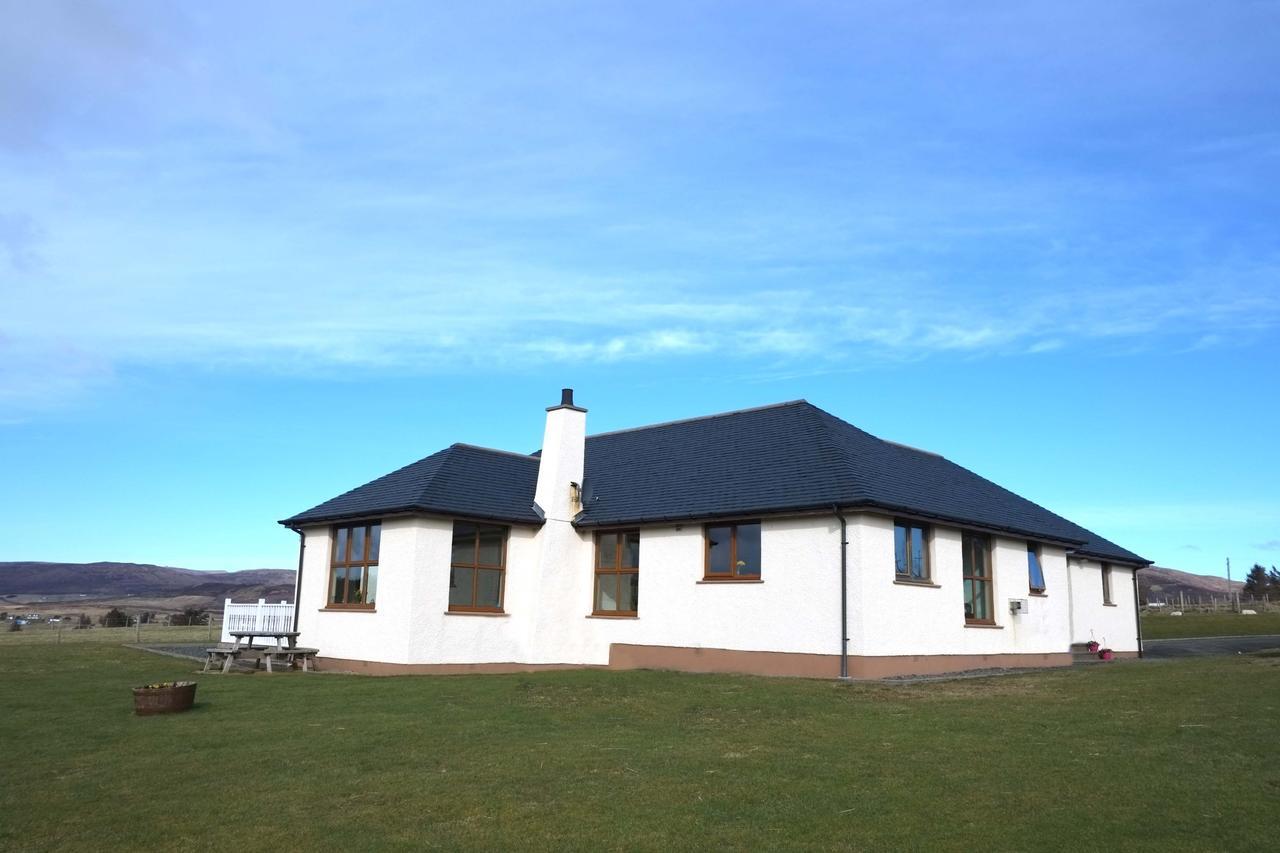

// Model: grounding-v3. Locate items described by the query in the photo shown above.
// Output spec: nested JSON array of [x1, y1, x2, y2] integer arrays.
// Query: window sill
[[697, 578, 763, 584], [1103, 603, 1118, 607], [444, 610, 509, 617], [1029, 592, 1049, 598], [964, 622, 1003, 629], [587, 613, 637, 620], [893, 579, 940, 589], [320, 606, 376, 613]]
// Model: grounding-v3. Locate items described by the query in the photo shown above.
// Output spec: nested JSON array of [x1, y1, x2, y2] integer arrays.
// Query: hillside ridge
[[0, 561, 294, 598]]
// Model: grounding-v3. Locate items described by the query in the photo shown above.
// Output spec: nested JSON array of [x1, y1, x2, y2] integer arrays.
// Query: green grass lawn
[[2, 646, 1277, 852], [1141, 609, 1280, 640]]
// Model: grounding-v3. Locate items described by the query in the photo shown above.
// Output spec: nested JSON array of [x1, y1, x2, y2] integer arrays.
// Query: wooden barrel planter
[[132, 681, 198, 715]]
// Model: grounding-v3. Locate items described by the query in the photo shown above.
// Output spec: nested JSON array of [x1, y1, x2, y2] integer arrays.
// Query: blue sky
[[1, 1, 1277, 576]]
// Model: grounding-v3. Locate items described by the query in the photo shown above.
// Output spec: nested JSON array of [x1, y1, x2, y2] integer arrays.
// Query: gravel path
[[132, 644, 209, 662], [1143, 634, 1280, 658]]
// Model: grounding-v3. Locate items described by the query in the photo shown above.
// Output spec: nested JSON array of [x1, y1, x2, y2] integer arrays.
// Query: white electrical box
[[1009, 598, 1029, 616]]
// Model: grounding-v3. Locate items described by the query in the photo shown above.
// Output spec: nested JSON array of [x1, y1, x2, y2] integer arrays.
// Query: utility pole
[[1226, 558, 1234, 613]]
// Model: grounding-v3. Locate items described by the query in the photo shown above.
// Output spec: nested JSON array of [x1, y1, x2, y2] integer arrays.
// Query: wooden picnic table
[[204, 641, 319, 673], [229, 630, 300, 652]]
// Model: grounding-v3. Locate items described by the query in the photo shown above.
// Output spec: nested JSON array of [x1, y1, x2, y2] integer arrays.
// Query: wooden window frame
[[448, 521, 508, 613], [962, 531, 995, 625], [1027, 545, 1047, 595], [893, 520, 931, 583], [327, 521, 380, 610], [702, 521, 762, 581], [1101, 563, 1114, 605], [593, 530, 639, 617]]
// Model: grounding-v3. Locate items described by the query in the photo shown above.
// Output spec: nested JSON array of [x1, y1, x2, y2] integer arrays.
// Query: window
[[1102, 563, 1113, 605], [962, 532, 993, 623], [329, 522, 380, 608], [594, 530, 639, 615], [449, 521, 507, 611], [704, 522, 761, 579], [1027, 545, 1046, 594], [894, 521, 929, 582]]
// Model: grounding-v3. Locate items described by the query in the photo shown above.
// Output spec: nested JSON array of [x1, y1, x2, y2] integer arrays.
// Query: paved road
[[1143, 634, 1280, 659]]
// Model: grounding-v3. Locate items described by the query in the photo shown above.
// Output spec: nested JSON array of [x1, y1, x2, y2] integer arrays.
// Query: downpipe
[[833, 506, 850, 680], [1132, 568, 1144, 659], [291, 527, 305, 633]]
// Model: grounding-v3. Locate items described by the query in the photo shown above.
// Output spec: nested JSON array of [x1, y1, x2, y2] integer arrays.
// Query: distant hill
[[0, 562, 294, 602], [1139, 565, 1244, 605]]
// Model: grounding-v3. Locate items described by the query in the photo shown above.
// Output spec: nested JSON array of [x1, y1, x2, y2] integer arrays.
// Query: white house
[[281, 391, 1147, 678]]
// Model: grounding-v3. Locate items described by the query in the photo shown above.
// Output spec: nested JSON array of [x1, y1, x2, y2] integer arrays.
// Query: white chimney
[[533, 388, 586, 522]]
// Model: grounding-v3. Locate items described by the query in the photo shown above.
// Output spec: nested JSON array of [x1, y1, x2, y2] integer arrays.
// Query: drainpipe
[[833, 506, 850, 680], [1131, 569, 1144, 659], [290, 527, 305, 633]]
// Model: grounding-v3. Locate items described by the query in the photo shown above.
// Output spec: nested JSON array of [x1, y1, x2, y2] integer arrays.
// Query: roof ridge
[[881, 438, 944, 458], [450, 442, 540, 461], [806, 404, 871, 502], [587, 399, 810, 440]]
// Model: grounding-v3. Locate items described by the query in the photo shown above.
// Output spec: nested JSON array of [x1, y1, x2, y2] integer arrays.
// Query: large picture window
[[329, 521, 380, 608], [1027, 545, 1047, 594], [894, 521, 930, 582], [449, 521, 508, 612], [962, 532, 993, 624], [704, 522, 762, 580], [594, 530, 639, 615]]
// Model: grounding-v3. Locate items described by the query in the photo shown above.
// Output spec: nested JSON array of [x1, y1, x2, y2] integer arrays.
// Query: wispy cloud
[[1255, 540, 1280, 551], [0, 213, 44, 271], [3, 1, 1279, 416]]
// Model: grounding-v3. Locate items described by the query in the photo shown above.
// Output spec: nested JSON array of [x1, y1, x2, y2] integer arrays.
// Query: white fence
[[221, 599, 294, 644]]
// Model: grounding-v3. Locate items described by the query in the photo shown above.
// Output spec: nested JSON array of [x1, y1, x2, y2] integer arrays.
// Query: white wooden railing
[[221, 598, 294, 644]]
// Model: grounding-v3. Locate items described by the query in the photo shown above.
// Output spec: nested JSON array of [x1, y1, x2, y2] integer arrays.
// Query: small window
[[594, 530, 639, 615], [329, 521, 380, 608], [894, 521, 930, 582], [704, 522, 761, 579], [449, 521, 508, 612], [1027, 546, 1046, 594], [962, 532, 993, 623], [1102, 563, 1113, 605]]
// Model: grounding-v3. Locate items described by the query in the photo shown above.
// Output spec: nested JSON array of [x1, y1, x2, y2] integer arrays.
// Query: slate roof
[[281, 400, 1148, 566], [281, 443, 541, 527]]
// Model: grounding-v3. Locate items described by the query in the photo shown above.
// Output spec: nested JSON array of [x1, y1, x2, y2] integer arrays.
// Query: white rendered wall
[[1068, 559, 1139, 652], [559, 516, 845, 664], [296, 510, 1136, 666], [850, 513, 1072, 657], [296, 518, 423, 664], [297, 514, 846, 666]]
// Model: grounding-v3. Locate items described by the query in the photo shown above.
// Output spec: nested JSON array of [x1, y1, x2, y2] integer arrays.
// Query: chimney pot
[[560, 388, 574, 407]]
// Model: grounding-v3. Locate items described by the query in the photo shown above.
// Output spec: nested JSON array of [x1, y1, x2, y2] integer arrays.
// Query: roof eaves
[[280, 504, 544, 529], [1068, 547, 1152, 568]]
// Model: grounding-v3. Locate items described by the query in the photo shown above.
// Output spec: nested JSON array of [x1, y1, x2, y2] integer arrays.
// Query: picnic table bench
[[203, 641, 319, 673], [203, 645, 242, 674], [261, 646, 320, 672]]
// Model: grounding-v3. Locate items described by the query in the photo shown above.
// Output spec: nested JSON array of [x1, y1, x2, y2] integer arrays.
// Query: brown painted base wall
[[318, 647, 1081, 679], [315, 657, 603, 676], [608, 644, 1075, 679]]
